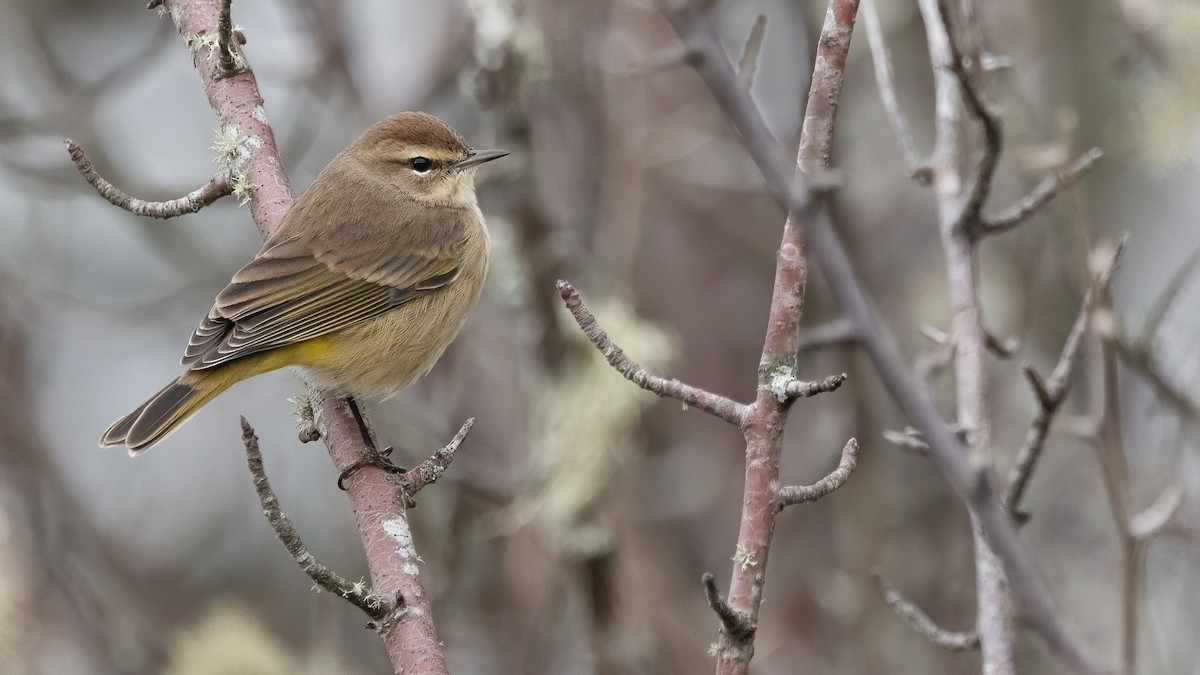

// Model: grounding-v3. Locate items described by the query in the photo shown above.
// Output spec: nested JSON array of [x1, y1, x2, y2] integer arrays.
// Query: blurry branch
[[663, 0, 1100, 669], [772, 438, 859, 511], [556, 281, 747, 426], [737, 15, 768, 89], [872, 571, 981, 651], [1004, 240, 1124, 519], [980, 148, 1103, 235], [64, 140, 232, 219], [1137, 243, 1200, 346], [240, 418, 391, 622], [798, 317, 858, 352], [862, 0, 932, 184], [400, 418, 475, 496]]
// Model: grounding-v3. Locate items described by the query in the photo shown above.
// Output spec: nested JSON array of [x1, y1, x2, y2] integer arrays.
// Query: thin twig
[[556, 280, 747, 427], [873, 570, 981, 651], [773, 438, 859, 511], [216, 0, 240, 75], [862, 0, 932, 184], [1137, 242, 1200, 346], [400, 418, 475, 496], [1003, 241, 1124, 516], [737, 15, 768, 89], [779, 373, 847, 399], [980, 148, 1104, 235], [936, 0, 1003, 229], [701, 573, 755, 640], [64, 140, 232, 219], [240, 417, 390, 619], [1129, 485, 1185, 540]]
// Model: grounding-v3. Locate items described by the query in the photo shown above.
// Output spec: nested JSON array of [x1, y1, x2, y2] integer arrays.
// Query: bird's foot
[[337, 445, 406, 490]]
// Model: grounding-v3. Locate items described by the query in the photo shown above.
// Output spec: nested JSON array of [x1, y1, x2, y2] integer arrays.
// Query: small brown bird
[[101, 112, 506, 454]]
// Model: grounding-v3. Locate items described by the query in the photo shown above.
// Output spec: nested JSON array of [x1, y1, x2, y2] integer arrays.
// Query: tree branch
[[980, 148, 1104, 235], [240, 417, 391, 620], [1004, 240, 1124, 517], [556, 280, 748, 427], [64, 140, 232, 219], [778, 372, 847, 400], [737, 15, 768, 89], [862, 0, 932, 184], [400, 418, 475, 497], [873, 570, 981, 651], [772, 438, 859, 511]]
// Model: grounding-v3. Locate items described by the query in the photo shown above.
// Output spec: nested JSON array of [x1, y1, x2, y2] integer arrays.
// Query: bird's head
[[353, 111, 507, 206]]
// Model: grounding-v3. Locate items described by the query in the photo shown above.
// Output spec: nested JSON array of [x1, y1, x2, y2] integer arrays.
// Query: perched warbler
[[101, 112, 506, 454]]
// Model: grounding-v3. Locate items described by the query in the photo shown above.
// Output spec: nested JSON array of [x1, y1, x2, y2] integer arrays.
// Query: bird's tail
[[100, 356, 283, 455]]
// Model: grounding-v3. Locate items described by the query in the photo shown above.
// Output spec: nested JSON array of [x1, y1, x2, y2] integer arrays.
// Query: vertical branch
[[712, 2, 860, 674], [915, 0, 1013, 671], [158, 2, 447, 672]]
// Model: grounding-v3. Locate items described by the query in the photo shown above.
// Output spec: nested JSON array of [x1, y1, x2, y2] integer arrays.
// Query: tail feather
[[100, 377, 224, 455]]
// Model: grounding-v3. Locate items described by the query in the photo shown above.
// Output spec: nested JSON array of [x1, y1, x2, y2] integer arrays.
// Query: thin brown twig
[[64, 140, 232, 219], [773, 438, 859, 511], [872, 570, 981, 651], [701, 573, 755, 641], [216, 0, 240, 75], [862, 0, 932, 184], [780, 373, 847, 399], [980, 148, 1104, 235], [556, 280, 748, 427], [798, 317, 858, 352], [1004, 241, 1125, 516], [400, 418, 475, 496], [240, 417, 390, 620]]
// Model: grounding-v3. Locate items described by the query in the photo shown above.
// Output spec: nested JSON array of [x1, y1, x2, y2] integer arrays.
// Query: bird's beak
[[455, 149, 509, 170]]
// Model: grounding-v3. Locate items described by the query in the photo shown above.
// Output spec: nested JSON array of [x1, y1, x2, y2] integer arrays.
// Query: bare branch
[[873, 570, 981, 651], [400, 418, 475, 497], [1004, 241, 1124, 517], [240, 417, 390, 620], [883, 426, 930, 455], [737, 15, 768, 89], [862, 0, 932, 184], [701, 573, 755, 641], [64, 140, 232, 219], [556, 280, 747, 426], [780, 372, 847, 399], [936, 0, 1003, 228], [773, 438, 859, 510], [1129, 484, 1185, 540], [980, 148, 1104, 235], [798, 317, 858, 352]]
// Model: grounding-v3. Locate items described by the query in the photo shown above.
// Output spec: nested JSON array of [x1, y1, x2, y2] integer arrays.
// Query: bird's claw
[[337, 445, 406, 490]]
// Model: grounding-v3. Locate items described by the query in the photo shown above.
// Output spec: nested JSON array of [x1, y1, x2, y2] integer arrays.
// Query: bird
[[101, 112, 507, 454]]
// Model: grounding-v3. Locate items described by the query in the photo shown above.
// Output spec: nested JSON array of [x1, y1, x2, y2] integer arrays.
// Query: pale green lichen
[[211, 124, 242, 170], [287, 394, 315, 427], [231, 170, 252, 206]]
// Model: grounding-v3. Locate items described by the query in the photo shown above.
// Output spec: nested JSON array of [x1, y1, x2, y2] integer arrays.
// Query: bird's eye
[[409, 157, 432, 173]]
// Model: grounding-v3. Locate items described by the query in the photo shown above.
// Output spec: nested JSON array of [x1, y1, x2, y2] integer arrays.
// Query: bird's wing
[[181, 203, 470, 370]]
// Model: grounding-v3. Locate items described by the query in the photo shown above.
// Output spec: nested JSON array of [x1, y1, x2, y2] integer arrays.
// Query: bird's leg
[[337, 397, 406, 490]]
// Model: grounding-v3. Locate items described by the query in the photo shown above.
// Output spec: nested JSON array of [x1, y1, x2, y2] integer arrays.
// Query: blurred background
[[1, 0, 1198, 672]]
